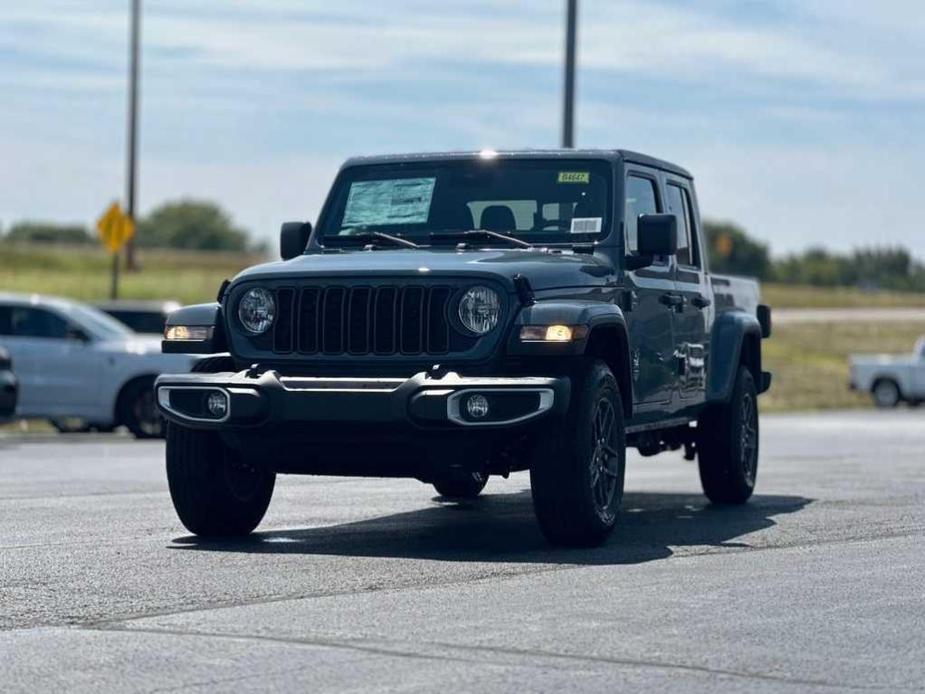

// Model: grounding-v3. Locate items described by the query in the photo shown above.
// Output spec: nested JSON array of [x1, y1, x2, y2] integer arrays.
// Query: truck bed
[[710, 273, 761, 315]]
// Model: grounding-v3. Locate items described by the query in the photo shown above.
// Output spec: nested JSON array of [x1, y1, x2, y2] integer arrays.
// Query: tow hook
[[427, 364, 450, 379]]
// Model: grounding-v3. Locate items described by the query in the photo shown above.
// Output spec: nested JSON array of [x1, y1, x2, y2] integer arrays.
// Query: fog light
[[206, 391, 228, 418], [466, 394, 490, 419]]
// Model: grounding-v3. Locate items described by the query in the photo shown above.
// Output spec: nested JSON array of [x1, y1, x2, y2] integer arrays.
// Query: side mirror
[[280, 221, 312, 260], [624, 214, 678, 271], [66, 326, 90, 343], [637, 214, 678, 256]]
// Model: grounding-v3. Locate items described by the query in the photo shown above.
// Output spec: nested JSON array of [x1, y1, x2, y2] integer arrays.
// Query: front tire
[[166, 423, 275, 537], [530, 359, 626, 547], [118, 377, 164, 439], [50, 418, 92, 434], [871, 379, 901, 409], [697, 366, 759, 504]]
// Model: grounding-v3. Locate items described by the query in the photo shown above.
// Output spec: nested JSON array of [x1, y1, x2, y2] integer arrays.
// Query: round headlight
[[238, 288, 276, 334], [458, 286, 501, 335]]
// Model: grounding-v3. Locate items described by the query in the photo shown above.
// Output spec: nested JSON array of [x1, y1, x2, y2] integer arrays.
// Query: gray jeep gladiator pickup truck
[[157, 149, 771, 547]]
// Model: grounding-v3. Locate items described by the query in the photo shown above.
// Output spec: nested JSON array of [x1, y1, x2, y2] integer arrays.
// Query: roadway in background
[[774, 307, 925, 324]]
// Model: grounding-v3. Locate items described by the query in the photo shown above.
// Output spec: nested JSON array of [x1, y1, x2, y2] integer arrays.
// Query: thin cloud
[[0, 1, 922, 255]]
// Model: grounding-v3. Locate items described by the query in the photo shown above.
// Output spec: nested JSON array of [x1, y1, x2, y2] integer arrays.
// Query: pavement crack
[[62, 528, 922, 634], [82, 623, 910, 691]]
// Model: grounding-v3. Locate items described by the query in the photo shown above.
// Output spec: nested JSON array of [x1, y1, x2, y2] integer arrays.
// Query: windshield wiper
[[430, 229, 532, 249], [325, 231, 421, 249]]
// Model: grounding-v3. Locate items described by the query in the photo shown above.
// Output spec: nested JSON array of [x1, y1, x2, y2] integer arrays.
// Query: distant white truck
[[849, 337, 925, 408]]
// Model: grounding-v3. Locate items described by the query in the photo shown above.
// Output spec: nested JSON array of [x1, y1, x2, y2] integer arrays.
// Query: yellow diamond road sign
[[96, 202, 134, 253]]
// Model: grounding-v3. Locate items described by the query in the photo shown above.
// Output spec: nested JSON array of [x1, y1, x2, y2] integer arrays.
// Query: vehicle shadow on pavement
[[171, 491, 813, 565]]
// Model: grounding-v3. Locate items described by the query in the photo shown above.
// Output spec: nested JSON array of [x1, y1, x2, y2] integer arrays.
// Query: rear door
[[664, 177, 711, 409], [622, 170, 677, 410]]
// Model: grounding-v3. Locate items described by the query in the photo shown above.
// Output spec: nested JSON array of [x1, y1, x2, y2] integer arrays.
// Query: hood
[[233, 248, 616, 292]]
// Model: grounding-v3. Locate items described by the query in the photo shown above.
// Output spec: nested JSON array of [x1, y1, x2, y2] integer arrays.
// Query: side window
[[10, 307, 69, 339], [625, 175, 659, 254], [681, 188, 702, 268], [665, 184, 691, 266]]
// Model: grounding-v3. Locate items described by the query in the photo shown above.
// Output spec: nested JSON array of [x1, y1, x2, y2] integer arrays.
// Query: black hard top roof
[[341, 149, 692, 179]]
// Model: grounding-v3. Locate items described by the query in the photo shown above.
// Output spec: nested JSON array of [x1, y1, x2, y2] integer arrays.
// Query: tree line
[[2, 201, 924, 292], [704, 221, 925, 292], [1, 200, 252, 252]]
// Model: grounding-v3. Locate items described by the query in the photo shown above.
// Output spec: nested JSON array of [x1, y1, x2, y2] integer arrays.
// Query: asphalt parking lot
[[2, 410, 924, 692]]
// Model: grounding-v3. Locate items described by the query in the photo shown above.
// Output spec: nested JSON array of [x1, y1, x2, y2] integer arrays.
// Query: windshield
[[318, 158, 612, 245], [69, 304, 134, 339]]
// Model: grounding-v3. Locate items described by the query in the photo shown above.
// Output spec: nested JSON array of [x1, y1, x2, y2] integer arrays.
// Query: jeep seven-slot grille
[[272, 286, 453, 356]]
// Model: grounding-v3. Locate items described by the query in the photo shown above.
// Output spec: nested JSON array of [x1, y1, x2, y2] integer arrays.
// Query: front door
[[623, 172, 676, 410], [0, 304, 96, 417]]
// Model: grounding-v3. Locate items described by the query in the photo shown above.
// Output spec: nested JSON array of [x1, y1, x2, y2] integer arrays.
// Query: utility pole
[[124, 0, 141, 271], [562, 0, 578, 148]]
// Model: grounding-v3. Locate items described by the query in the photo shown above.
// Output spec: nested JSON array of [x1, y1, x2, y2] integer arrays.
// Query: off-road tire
[[166, 424, 275, 537], [697, 366, 759, 504], [432, 470, 488, 499], [530, 359, 626, 547], [118, 377, 164, 439]]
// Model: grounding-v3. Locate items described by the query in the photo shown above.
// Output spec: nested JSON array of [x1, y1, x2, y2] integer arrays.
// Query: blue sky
[[1, 1, 923, 257]]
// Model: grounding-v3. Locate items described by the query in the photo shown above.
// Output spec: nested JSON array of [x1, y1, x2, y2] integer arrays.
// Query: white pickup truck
[[849, 337, 925, 408]]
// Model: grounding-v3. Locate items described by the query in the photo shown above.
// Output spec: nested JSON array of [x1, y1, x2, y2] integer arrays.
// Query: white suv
[[0, 293, 198, 437]]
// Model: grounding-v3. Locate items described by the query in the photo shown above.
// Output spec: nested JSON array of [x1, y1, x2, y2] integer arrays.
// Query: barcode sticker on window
[[570, 217, 602, 234]]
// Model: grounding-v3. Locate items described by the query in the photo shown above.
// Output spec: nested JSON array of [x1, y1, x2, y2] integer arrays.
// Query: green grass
[[0, 242, 265, 305], [762, 320, 925, 412], [762, 283, 925, 309], [4, 241, 925, 309], [2, 241, 924, 415]]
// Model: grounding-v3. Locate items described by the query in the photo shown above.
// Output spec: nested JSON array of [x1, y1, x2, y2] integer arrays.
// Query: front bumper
[[155, 369, 569, 431]]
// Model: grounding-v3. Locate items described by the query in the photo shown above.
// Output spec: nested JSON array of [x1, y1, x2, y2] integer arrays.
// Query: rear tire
[[432, 470, 487, 499], [166, 423, 275, 537], [871, 379, 901, 409], [530, 359, 626, 547], [697, 366, 759, 504]]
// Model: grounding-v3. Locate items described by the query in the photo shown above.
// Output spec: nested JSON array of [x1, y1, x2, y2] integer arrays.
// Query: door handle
[[691, 295, 711, 309], [659, 293, 684, 310]]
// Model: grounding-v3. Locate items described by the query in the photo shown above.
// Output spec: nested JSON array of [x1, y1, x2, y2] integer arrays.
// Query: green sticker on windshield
[[558, 171, 590, 184]]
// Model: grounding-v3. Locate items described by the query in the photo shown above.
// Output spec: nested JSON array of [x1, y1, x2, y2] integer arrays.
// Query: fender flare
[[507, 301, 634, 416], [162, 302, 227, 354], [708, 310, 763, 402]]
